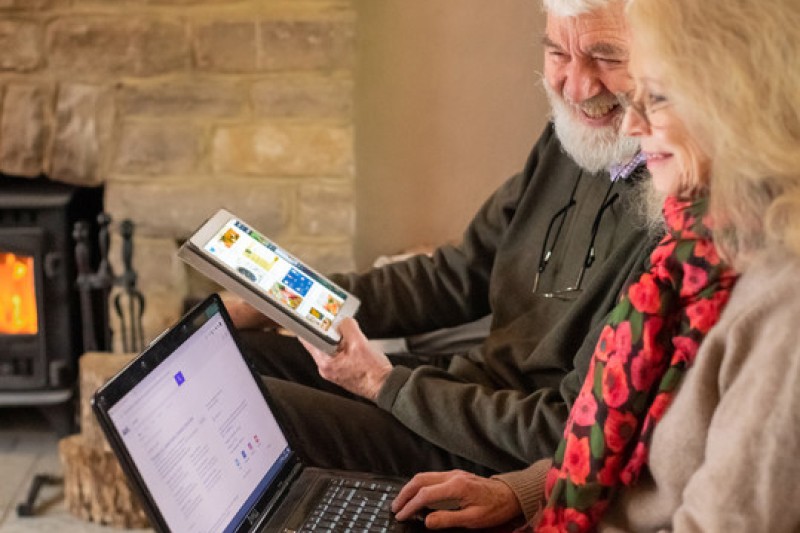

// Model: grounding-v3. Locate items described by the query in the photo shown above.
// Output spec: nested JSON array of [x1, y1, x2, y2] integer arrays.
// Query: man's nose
[[562, 60, 603, 104]]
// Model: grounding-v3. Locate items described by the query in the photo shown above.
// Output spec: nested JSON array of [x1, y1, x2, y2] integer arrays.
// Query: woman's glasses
[[616, 89, 671, 128]]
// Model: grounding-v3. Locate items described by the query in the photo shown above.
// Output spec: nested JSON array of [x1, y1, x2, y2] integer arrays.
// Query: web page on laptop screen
[[108, 311, 290, 533]]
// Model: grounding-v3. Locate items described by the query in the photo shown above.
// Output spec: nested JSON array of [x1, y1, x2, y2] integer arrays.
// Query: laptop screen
[[107, 303, 291, 533]]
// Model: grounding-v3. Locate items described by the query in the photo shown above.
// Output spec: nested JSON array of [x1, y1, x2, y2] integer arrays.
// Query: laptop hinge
[[250, 461, 304, 532]]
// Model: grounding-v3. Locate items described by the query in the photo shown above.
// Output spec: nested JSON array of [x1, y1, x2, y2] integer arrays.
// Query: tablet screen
[[202, 219, 348, 337]]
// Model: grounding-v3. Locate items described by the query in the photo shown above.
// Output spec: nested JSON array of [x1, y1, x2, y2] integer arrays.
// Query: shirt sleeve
[[374, 308, 620, 472], [493, 458, 552, 521]]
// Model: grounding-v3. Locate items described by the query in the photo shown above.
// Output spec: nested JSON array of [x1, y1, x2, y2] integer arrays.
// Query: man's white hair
[[542, 0, 620, 17]]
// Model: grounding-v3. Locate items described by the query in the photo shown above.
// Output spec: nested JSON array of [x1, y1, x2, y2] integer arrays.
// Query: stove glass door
[[0, 250, 39, 335]]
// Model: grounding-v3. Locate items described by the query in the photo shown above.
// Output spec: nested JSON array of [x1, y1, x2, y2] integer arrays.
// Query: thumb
[[336, 317, 363, 342]]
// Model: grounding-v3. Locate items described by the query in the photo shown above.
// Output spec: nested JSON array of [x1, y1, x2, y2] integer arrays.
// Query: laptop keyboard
[[298, 477, 402, 532]]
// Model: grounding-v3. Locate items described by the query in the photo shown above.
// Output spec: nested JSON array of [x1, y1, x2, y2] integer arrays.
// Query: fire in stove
[[0, 251, 39, 335]]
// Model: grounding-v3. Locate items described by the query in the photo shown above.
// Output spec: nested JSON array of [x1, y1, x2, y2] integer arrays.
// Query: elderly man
[[229, 0, 653, 480]]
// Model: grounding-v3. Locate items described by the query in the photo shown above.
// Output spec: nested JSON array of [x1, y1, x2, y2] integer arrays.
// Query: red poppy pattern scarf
[[523, 196, 738, 533]]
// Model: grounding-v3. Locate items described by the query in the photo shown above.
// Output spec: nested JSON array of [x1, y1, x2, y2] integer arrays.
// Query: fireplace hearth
[[0, 175, 103, 435]]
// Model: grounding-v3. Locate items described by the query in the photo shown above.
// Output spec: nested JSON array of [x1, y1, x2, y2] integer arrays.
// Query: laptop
[[92, 294, 436, 533]]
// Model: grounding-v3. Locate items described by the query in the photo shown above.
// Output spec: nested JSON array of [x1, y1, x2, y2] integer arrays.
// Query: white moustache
[[566, 94, 620, 118]]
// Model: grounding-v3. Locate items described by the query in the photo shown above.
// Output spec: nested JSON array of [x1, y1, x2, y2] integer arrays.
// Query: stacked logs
[[58, 353, 150, 529]]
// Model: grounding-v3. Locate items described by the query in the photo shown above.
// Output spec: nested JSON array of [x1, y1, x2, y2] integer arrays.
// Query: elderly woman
[[594, 0, 800, 530], [391, 0, 800, 531]]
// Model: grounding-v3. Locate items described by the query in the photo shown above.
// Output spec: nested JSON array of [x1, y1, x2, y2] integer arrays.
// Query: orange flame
[[0, 252, 38, 335]]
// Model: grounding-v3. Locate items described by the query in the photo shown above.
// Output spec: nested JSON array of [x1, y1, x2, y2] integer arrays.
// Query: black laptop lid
[[93, 294, 298, 533]]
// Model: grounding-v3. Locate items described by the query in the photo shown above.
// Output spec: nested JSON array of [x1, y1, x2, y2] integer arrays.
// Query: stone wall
[[0, 0, 356, 347]]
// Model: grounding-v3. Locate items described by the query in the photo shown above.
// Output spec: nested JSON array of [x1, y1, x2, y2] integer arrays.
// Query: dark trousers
[[237, 330, 497, 478]]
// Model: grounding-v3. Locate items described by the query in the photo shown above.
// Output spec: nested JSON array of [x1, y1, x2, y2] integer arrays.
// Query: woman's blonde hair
[[627, 0, 800, 269]]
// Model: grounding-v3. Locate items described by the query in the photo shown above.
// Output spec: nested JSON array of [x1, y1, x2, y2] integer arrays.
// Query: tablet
[[177, 208, 359, 353]]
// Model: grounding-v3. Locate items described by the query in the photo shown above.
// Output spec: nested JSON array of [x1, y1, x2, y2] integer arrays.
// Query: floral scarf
[[522, 196, 738, 533]]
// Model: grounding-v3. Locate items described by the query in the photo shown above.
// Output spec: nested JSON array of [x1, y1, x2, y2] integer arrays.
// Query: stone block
[[212, 123, 353, 177], [0, 83, 49, 176], [0, 0, 62, 9], [0, 19, 42, 71], [50, 83, 114, 186], [193, 20, 257, 73], [252, 76, 352, 118], [114, 120, 203, 175], [139, 0, 229, 4], [117, 78, 246, 118], [296, 182, 355, 237], [47, 16, 190, 76], [258, 17, 355, 72], [74, 0, 226, 4], [104, 179, 292, 240]]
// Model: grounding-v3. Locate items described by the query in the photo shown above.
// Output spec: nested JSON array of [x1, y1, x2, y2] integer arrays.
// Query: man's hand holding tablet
[[299, 317, 393, 402]]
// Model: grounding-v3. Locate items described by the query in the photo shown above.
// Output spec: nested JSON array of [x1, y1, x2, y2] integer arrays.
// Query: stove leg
[[16, 474, 64, 517]]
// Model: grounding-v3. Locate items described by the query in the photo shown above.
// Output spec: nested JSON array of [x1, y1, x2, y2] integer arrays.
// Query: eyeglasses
[[616, 90, 671, 128], [532, 178, 619, 301]]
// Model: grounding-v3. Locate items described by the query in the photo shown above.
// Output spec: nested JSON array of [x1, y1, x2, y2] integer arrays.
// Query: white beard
[[544, 83, 640, 173]]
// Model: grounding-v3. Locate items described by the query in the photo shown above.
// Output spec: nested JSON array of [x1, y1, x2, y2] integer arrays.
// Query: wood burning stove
[[0, 175, 102, 434]]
